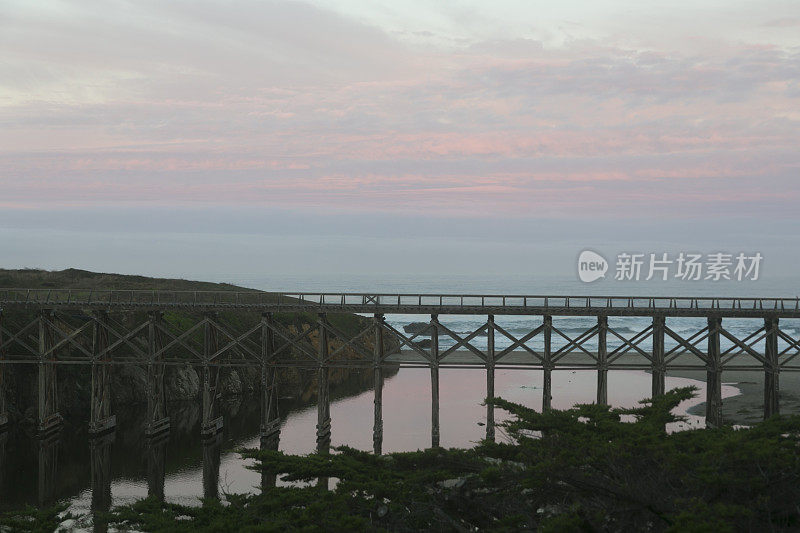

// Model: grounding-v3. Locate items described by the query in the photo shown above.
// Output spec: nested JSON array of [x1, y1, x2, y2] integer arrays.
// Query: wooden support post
[[486, 314, 496, 442], [316, 313, 331, 454], [89, 311, 116, 435], [597, 315, 608, 405], [201, 313, 223, 437], [430, 314, 440, 448], [260, 313, 280, 443], [145, 311, 170, 437], [37, 310, 62, 435], [260, 313, 281, 491], [764, 316, 780, 419], [651, 316, 666, 397], [543, 315, 553, 411], [373, 313, 384, 455], [706, 316, 723, 428], [0, 309, 7, 431]]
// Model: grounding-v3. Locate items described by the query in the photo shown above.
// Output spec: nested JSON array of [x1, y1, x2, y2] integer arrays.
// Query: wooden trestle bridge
[[1, 290, 800, 455]]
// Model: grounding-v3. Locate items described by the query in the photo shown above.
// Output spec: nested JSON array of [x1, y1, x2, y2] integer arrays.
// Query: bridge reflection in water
[[0, 291, 799, 509]]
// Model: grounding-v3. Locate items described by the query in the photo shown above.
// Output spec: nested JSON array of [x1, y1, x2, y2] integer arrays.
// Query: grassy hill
[[0, 268, 253, 292]]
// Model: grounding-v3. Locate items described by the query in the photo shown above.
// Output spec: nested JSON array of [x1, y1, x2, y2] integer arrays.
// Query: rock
[[111, 365, 148, 405], [166, 364, 200, 401], [404, 322, 431, 335], [221, 370, 243, 396]]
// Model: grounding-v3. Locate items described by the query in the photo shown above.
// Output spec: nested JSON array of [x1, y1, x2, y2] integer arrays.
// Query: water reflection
[[202, 433, 223, 501], [0, 367, 732, 515], [145, 433, 168, 502], [37, 430, 61, 508], [89, 433, 113, 533]]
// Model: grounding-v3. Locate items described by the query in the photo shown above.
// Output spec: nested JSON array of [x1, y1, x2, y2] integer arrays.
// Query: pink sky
[[0, 1, 798, 221]]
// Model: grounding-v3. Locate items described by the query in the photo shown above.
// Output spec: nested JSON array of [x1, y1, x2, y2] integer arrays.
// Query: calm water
[[0, 365, 737, 515]]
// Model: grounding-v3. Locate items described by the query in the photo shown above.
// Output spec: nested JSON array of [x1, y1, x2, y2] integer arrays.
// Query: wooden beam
[[260, 313, 280, 442], [145, 311, 169, 437], [706, 316, 723, 428], [37, 310, 62, 435], [597, 315, 608, 405], [430, 314, 440, 448], [652, 316, 666, 397], [89, 311, 116, 435], [316, 313, 331, 454], [543, 315, 553, 411], [373, 313, 384, 455], [486, 314, 495, 442], [764, 316, 780, 419], [0, 309, 7, 430], [201, 313, 223, 437]]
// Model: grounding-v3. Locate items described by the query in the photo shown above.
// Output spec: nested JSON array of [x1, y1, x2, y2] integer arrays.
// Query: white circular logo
[[577, 250, 608, 283]]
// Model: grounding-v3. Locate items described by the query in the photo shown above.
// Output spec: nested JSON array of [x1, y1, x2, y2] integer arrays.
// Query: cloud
[[0, 1, 798, 224]]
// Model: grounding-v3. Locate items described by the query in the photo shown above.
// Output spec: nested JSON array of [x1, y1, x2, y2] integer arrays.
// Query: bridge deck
[[1, 290, 799, 317]]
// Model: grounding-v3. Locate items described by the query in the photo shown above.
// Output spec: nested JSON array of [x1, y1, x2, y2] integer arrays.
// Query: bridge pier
[[597, 315, 608, 405], [652, 316, 666, 397], [90, 311, 116, 435], [38, 310, 62, 435], [542, 315, 553, 411], [145, 311, 170, 437], [260, 313, 281, 490], [486, 314, 495, 442], [706, 316, 723, 428], [316, 314, 331, 455], [260, 313, 280, 446], [764, 316, 780, 419], [373, 314, 384, 455], [201, 313, 223, 438], [0, 309, 7, 431], [430, 314, 440, 448]]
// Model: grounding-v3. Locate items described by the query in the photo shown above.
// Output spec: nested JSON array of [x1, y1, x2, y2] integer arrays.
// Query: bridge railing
[[0, 289, 798, 312]]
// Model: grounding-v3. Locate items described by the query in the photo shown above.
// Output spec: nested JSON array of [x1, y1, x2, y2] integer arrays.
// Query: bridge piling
[[652, 316, 666, 397], [542, 315, 553, 411], [145, 311, 169, 437], [0, 309, 7, 431], [201, 313, 223, 437], [764, 316, 780, 419], [430, 314, 440, 448], [260, 313, 280, 447], [373, 313, 384, 455], [597, 315, 608, 405], [706, 316, 723, 428], [89, 311, 115, 435], [486, 314, 495, 442], [37, 310, 62, 435], [316, 313, 331, 455]]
